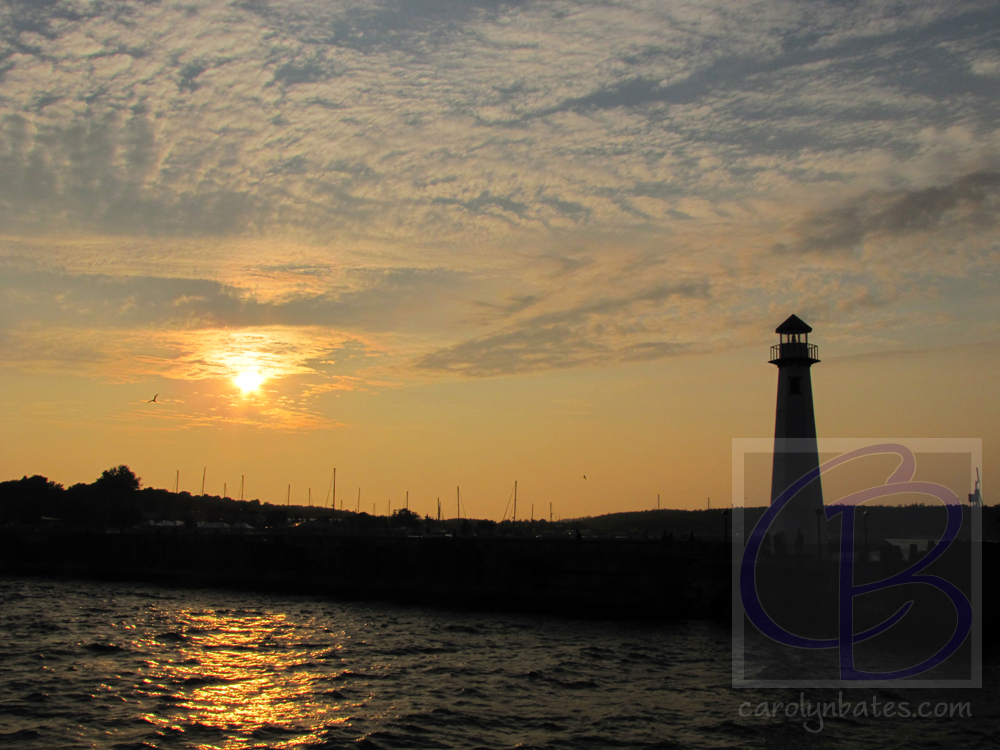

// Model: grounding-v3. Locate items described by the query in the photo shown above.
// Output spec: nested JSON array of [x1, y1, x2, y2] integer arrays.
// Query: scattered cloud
[[0, 0, 998, 402], [0, 0, 997, 244]]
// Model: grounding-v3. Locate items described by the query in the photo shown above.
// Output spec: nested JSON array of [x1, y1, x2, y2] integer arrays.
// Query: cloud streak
[[0, 266, 474, 332], [416, 279, 709, 376], [775, 170, 1000, 254]]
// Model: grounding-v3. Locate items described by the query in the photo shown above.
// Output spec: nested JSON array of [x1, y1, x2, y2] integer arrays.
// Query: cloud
[[415, 279, 709, 376], [1, 0, 999, 394], [0, 266, 472, 332], [0, 0, 996, 248], [869, 171, 1000, 233], [473, 293, 545, 318], [774, 170, 1000, 254], [0, 270, 254, 329]]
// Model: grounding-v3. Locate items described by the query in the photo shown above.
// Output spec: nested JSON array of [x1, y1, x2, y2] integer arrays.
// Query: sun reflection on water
[[137, 608, 370, 749]]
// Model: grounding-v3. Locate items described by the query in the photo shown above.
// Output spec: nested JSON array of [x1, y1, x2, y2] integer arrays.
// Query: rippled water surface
[[1, 577, 995, 749]]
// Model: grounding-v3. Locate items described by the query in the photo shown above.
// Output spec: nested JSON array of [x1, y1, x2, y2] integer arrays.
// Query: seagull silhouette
[[148, 394, 158, 403]]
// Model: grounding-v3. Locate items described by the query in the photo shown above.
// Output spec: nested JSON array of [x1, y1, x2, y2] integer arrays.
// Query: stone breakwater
[[0, 529, 732, 620]]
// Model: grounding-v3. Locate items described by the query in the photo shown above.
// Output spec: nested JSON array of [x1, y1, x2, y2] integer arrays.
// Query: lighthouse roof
[[775, 314, 812, 334]]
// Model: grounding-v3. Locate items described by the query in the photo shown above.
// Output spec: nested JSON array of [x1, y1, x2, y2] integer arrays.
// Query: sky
[[1, 0, 997, 518]]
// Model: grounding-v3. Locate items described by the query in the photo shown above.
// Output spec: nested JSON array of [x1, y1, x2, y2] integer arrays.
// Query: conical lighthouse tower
[[769, 315, 825, 553]]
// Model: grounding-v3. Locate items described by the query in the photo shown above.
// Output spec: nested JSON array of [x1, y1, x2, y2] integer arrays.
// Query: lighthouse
[[769, 314, 825, 554]]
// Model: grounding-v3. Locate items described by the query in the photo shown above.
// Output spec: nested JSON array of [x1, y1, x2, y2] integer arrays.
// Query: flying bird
[[583, 475, 586, 480], [148, 394, 158, 403]]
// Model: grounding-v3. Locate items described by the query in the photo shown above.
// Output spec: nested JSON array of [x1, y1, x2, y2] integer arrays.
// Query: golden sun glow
[[234, 370, 266, 393]]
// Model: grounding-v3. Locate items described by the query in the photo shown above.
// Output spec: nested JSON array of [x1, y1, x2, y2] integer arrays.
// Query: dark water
[[0, 577, 995, 749]]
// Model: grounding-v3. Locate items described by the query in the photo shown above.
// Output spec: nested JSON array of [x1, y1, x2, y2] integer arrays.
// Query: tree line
[[0, 466, 332, 529], [0, 466, 513, 534]]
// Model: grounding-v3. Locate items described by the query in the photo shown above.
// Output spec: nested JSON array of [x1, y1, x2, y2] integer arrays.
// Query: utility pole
[[333, 468, 336, 510], [550, 502, 553, 522], [308, 488, 311, 507], [223, 482, 227, 499], [406, 490, 409, 510], [175, 470, 179, 494], [437, 498, 441, 521], [201, 468, 206, 496], [657, 494, 660, 510], [287, 484, 290, 506], [457, 486, 460, 519], [240, 475, 244, 501], [513, 481, 517, 522]]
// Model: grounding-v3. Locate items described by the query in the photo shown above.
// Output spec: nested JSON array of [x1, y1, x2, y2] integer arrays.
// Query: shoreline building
[[769, 314, 826, 554]]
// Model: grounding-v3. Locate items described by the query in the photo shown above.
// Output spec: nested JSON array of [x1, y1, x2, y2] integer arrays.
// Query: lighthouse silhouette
[[769, 314, 826, 555]]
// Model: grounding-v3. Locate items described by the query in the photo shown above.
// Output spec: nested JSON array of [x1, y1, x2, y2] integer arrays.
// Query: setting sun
[[234, 370, 266, 393]]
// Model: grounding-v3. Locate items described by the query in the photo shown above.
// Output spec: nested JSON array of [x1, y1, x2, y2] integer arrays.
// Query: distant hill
[[569, 504, 999, 542], [564, 508, 754, 540]]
